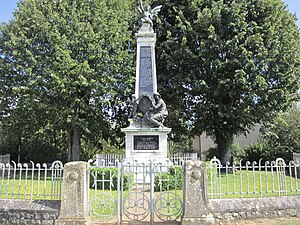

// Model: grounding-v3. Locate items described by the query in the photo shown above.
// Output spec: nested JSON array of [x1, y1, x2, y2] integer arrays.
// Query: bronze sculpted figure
[[143, 92, 168, 128], [138, 0, 162, 29], [128, 94, 138, 120], [129, 92, 168, 128]]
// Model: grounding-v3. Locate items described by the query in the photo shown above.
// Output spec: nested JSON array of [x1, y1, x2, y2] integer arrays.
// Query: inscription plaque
[[134, 135, 159, 150], [139, 46, 153, 96]]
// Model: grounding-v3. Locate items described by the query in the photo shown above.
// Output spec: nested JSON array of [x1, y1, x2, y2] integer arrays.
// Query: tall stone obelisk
[[135, 22, 157, 98], [121, 2, 171, 165]]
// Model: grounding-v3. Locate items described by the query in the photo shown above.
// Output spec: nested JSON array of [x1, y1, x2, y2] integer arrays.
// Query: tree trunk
[[68, 129, 81, 162], [215, 132, 234, 165]]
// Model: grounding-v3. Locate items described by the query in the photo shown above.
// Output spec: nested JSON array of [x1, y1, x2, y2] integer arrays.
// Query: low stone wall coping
[[210, 196, 300, 213], [0, 199, 60, 225], [0, 199, 60, 211], [209, 196, 300, 223]]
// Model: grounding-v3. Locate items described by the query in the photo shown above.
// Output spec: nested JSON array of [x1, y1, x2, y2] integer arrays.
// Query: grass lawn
[[208, 168, 300, 199], [0, 176, 61, 200]]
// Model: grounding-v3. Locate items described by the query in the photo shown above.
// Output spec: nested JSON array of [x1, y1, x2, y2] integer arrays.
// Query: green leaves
[[0, 0, 135, 160], [261, 107, 300, 160], [152, 0, 300, 162]]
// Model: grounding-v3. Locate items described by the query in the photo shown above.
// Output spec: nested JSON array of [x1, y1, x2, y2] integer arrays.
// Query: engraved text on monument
[[139, 46, 153, 96]]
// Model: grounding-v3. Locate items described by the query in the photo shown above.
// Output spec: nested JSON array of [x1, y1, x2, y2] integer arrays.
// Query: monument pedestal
[[122, 123, 171, 183], [122, 122, 171, 162]]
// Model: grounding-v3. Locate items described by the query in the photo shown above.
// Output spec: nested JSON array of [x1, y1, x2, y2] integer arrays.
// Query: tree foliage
[[0, 122, 20, 161], [152, 0, 300, 163], [233, 107, 300, 162], [0, 0, 135, 161], [260, 107, 300, 160]]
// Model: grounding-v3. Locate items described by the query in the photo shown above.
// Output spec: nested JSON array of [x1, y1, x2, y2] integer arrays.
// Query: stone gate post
[[55, 161, 89, 225], [182, 160, 215, 225]]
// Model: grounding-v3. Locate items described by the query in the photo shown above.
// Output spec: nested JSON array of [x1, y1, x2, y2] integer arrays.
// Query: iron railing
[[0, 160, 64, 200], [88, 159, 183, 224], [94, 153, 125, 167], [207, 157, 300, 199], [170, 153, 198, 165], [93, 153, 198, 167]]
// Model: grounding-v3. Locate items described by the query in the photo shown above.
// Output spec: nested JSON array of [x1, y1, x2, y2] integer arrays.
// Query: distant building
[[193, 124, 261, 160]]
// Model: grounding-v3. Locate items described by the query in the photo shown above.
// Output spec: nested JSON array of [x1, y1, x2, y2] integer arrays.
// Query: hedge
[[89, 167, 133, 190], [154, 166, 183, 191]]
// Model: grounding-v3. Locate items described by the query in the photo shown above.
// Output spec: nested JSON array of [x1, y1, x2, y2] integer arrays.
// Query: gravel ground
[[93, 217, 300, 224], [224, 217, 300, 225]]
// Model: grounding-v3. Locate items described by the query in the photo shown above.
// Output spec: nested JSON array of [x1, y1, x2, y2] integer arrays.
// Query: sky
[[0, 0, 300, 26]]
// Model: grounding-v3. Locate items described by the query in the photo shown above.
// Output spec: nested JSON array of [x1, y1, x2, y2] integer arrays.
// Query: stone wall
[[1, 190, 299, 225], [210, 196, 300, 224], [0, 199, 60, 225]]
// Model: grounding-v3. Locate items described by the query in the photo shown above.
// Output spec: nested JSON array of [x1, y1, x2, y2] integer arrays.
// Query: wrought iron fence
[[207, 157, 300, 199], [88, 159, 183, 224], [93, 153, 198, 168], [94, 153, 125, 167], [0, 160, 64, 200], [170, 153, 198, 165]]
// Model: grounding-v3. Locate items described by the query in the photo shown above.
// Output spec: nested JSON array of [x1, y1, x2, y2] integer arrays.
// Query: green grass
[[88, 189, 121, 219], [0, 177, 61, 200], [208, 169, 300, 198]]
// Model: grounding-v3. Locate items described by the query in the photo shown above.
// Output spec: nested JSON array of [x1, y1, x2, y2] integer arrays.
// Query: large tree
[[0, 0, 135, 161], [152, 0, 300, 163]]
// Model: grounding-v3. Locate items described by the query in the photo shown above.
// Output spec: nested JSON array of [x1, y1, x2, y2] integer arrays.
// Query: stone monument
[[122, 1, 171, 164], [181, 160, 215, 225], [55, 161, 89, 225]]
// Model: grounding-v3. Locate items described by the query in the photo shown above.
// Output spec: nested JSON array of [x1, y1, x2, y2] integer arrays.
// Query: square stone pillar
[[182, 160, 215, 225], [56, 161, 89, 225]]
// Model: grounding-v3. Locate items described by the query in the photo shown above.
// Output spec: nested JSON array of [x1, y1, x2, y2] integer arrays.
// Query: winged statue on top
[[138, 0, 162, 29]]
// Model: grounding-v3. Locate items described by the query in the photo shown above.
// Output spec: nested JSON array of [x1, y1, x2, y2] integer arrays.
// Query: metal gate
[[88, 159, 183, 224]]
